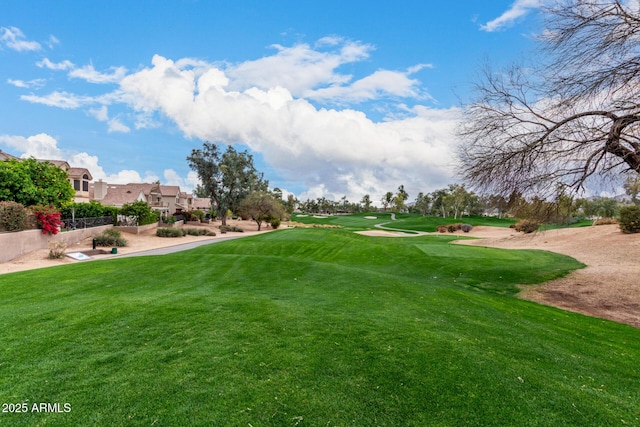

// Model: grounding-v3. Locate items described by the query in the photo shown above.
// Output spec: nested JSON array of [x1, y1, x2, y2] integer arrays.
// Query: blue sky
[[0, 0, 543, 203]]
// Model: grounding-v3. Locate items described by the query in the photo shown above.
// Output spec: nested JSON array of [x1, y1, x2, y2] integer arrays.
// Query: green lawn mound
[[1, 227, 638, 426]]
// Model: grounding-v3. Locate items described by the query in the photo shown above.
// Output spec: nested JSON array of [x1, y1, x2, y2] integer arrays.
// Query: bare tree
[[458, 0, 640, 198]]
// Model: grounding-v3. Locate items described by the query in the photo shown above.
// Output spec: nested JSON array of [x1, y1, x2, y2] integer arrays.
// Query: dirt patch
[[456, 224, 640, 329]]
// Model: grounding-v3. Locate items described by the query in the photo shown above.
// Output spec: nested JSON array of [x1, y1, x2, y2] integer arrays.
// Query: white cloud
[[88, 105, 109, 121], [16, 38, 460, 201], [37, 58, 75, 70], [107, 118, 131, 133], [7, 78, 46, 89], [20, 91, 94, 109], [47, 35, 59, 49], [225, 40, 372, 96], [480, 0, 543, 32], [70, 151, 159, 184], [69, 64, 127, 84], [163, 169, 199, 192], [0, 133, 63, 159], [305, 68, 430, 104], [117, 53, 459, 201], [37, 58, 126, 84], [0, 26, 41, 51]]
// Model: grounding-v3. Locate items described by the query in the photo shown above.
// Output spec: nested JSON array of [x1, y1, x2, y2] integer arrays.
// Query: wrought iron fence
[[61, 216, 113, 230]]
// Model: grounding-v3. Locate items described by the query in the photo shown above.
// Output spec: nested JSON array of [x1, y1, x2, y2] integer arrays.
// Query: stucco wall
[[114, 222, 159, 235], [0, 225, 113, 263]]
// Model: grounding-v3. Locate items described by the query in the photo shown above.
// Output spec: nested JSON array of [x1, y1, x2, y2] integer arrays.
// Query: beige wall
[[0, 225, 112, 263], [113, 222, 158, 235]]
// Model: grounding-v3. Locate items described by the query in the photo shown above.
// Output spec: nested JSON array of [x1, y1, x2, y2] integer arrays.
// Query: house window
[[73, 179, 81, 191], [82, 180, 89, 192]]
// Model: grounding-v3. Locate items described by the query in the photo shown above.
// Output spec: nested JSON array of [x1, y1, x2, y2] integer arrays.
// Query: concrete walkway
[[118, 234, 251, 257], [373, 212, 427, 235]]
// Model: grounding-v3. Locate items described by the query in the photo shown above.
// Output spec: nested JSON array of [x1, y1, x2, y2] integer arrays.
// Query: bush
[[0, 201, 28, 232], [220, 225, 244, 233], [593, 217, 618, 225], [95, 228, 128, 247], [61, 200, 107, 220], [436, 225, 448, 233], [619, 206, 640, 234], [48, 242, 66, 259], [184, 228, 216, 236], [31, 205, 62, 235], [447, 223, 463, 233], [103, 206, 120, 224], [121, 201, 158, 226], [270, 217, 281, 229], [461, 224, 473, 233], [156, 227, 186, 237], [191, 210, 205, 222], [514, 219, 540, 234]]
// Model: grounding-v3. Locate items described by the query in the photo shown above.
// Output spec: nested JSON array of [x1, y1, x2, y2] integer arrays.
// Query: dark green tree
[[623, 174, 640, 205], [393, 185, 409, 212], [284, 194, 298, 215], [381, 192, 393, 212], [412, 192, 431, 216], [0, 158, 74, 208], [187, 143, 267, 226], [361, 194, 372, 212]]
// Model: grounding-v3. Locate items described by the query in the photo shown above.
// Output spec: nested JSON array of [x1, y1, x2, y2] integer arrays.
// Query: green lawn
[[0, 227, 638, 426], [290, 212, 516, 232]]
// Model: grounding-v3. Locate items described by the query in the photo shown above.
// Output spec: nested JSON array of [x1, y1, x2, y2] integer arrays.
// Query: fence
[[61, 216, 113, 231]]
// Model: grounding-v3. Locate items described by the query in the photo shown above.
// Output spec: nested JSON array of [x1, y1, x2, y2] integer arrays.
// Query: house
[[36, 160, 93, 203], [0, 150, 18, 161], [2, 149, 197, 213], [90, 180, 146, 207], [192, 197, 212, 212], [90, 181, 194, 217], [178, 191, 193, 212]]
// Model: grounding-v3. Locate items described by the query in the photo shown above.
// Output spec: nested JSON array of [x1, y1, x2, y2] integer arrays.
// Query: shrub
[[436, 225, 448, 233], [61, 200, 107, 220], [461, 224, 473, 233], [619, 206, 640, 234], [157, 227, 186, 237], [177, 210, 193, 221], [48, 242, 66, 259], [270, 217, 281, 229], [31, 205, 62, 235], [514, 219, 540, 234], [593, 217, 618, 226], [191, 209, 205, 222], [184, 228, 216, 236], [0, 201, 28, 232], [95, 228, 128, 246], [447, 223, 463, 233], [121, 201, 158, 226], [220, 225, 244, 233], [102, 206, 120, 224]]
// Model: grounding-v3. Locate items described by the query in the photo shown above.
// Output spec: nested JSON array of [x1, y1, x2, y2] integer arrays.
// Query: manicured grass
[[0, 228, 638, 426], [291, 212, 516, 232]]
